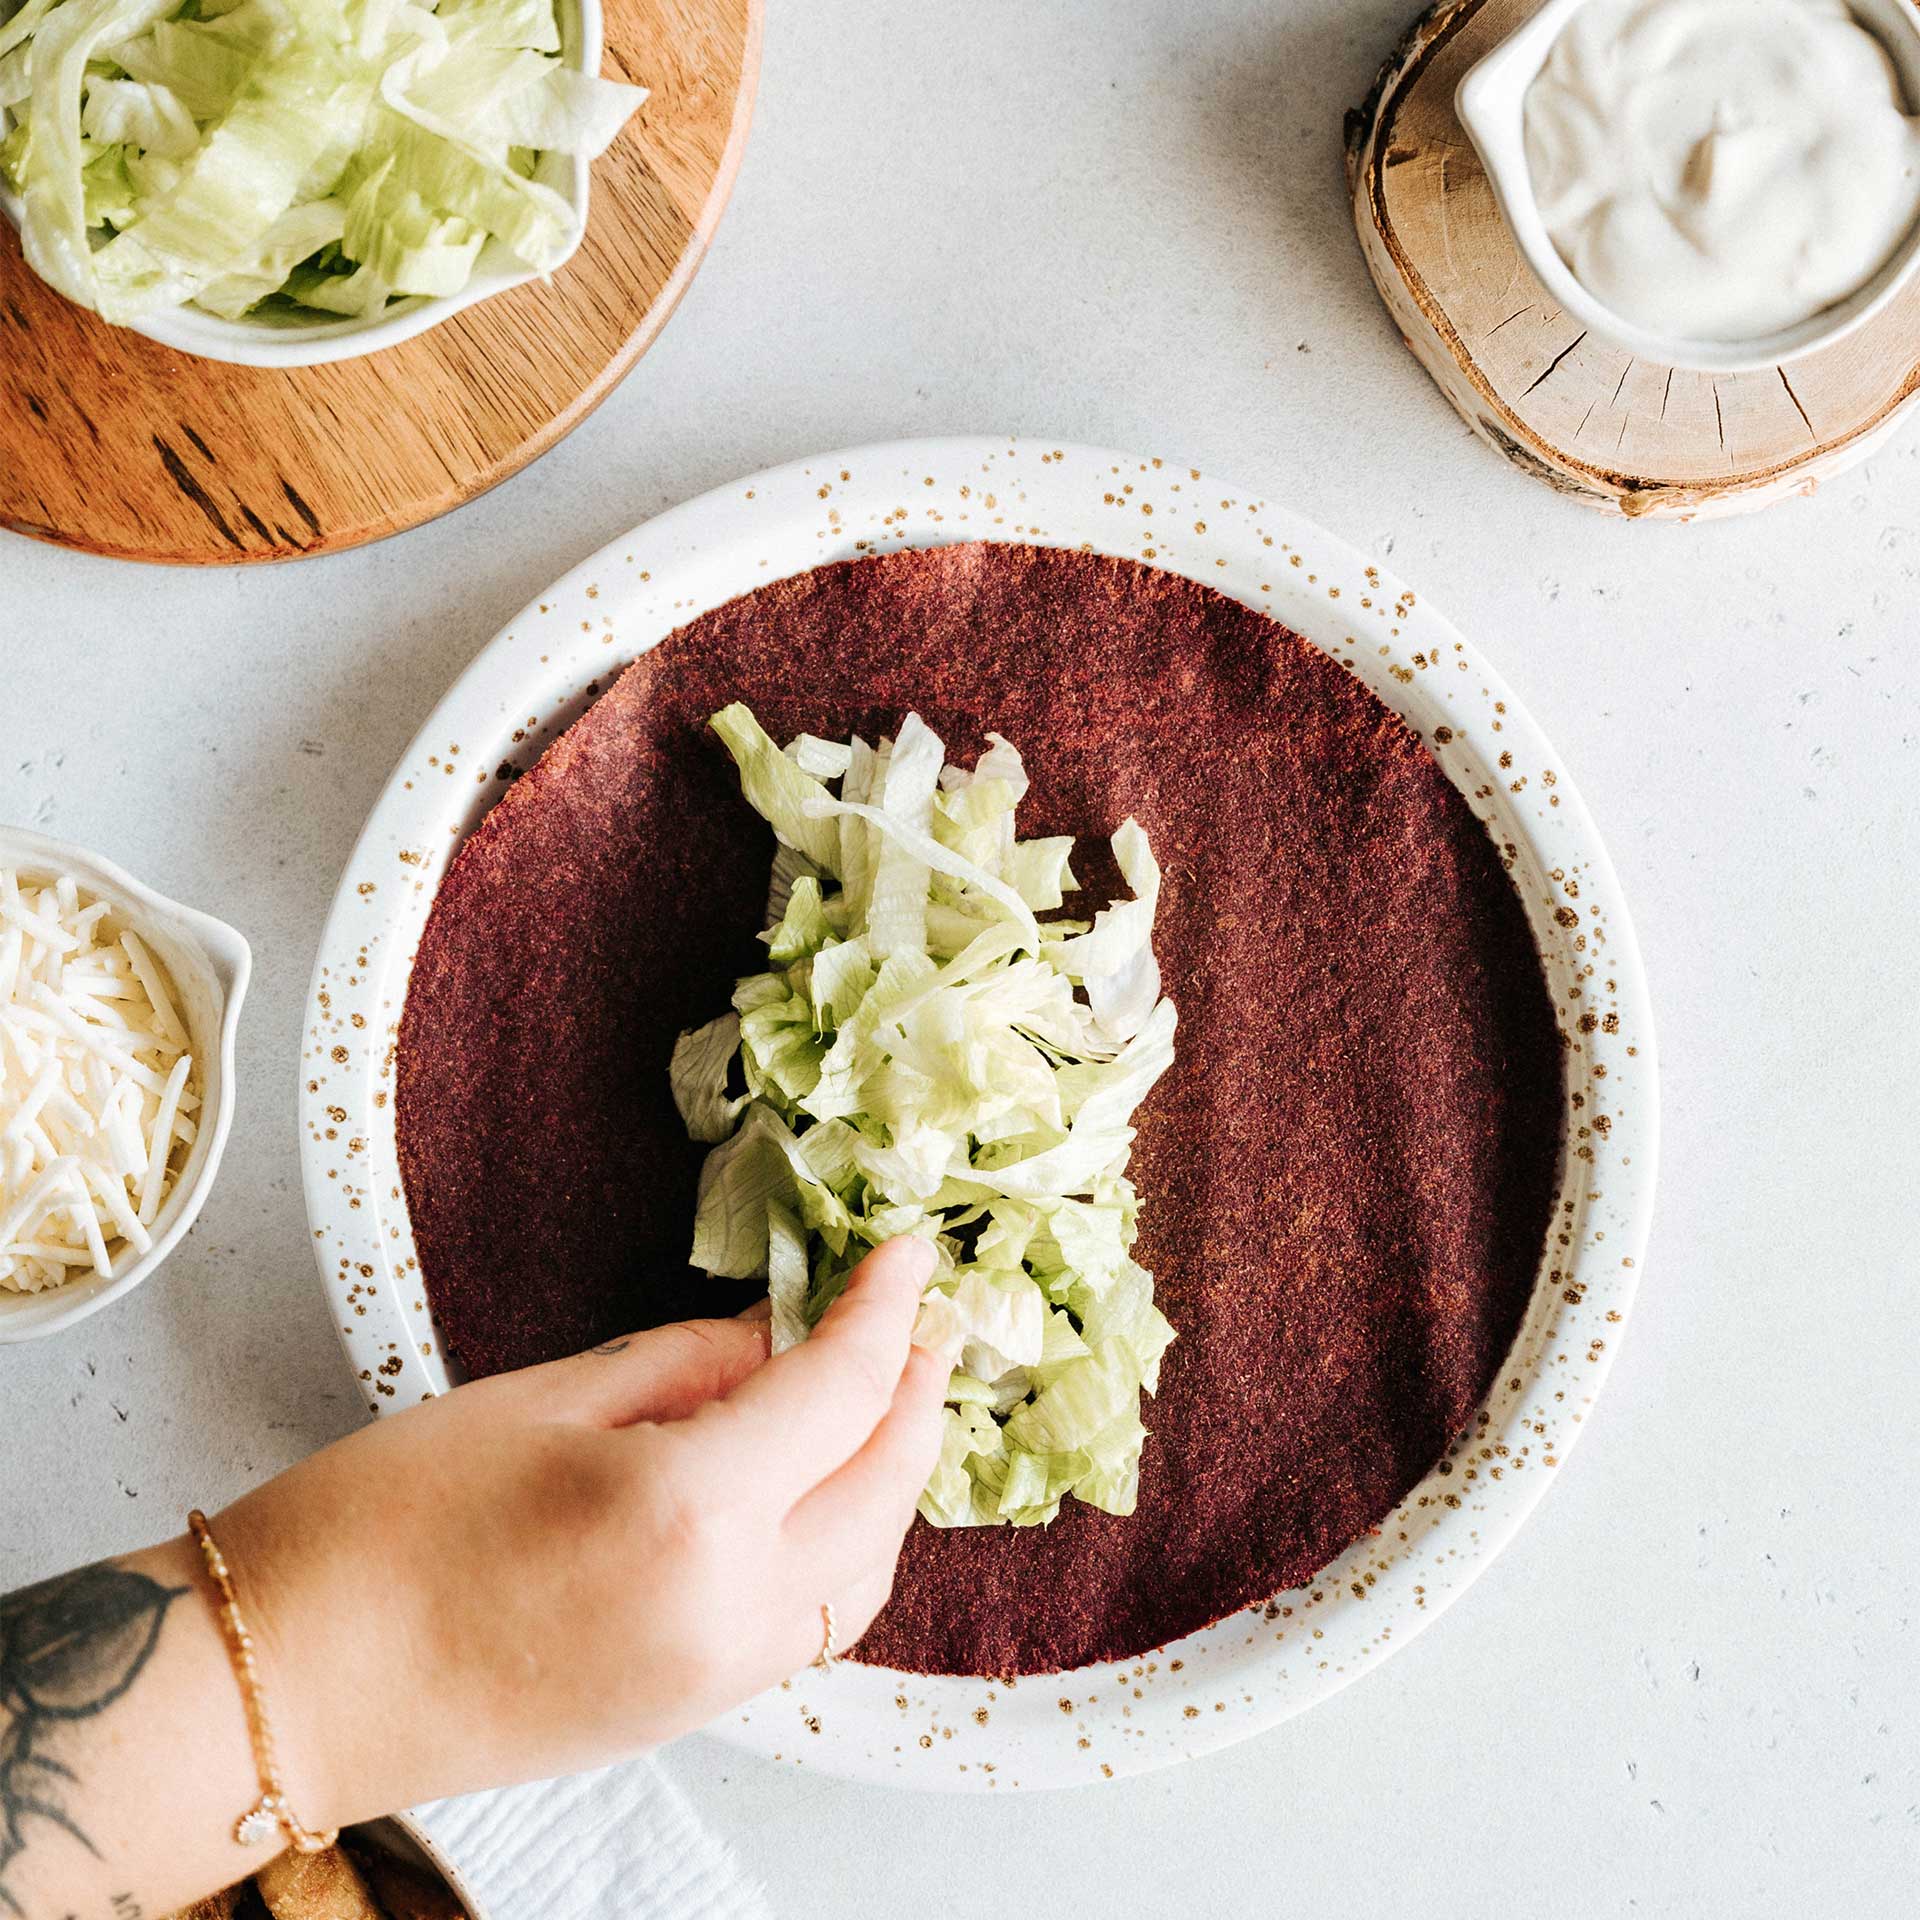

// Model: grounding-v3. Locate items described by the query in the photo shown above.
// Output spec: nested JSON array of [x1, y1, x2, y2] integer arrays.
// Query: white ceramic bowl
[[1456, 0, 1920, 373], [0, 825, 250, 1341], [0, 0, 602, 369], [359, 1814, 487, 1919], [301, 437, 1660, 1791]]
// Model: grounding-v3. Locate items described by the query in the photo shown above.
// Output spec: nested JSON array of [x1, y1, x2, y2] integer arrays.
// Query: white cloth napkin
[[412, 1756, 771, 1920]]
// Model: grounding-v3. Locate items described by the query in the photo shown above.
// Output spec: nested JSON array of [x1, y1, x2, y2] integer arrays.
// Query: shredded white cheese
[[0, 867, 201, 1294]]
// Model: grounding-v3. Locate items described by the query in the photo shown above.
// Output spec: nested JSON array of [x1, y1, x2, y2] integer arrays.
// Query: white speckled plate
[[300, 436, 1658, 1791]]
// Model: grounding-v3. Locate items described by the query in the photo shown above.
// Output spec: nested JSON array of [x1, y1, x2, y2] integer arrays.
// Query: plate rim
[[299, 433, 1660, 1792]]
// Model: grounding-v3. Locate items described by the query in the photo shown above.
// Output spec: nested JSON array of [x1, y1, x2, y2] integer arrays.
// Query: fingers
[[832, 1566, 898, 1657], [764, 1341, 946, 1687], [688, 1236, 937, 1502], [775, 1567, 895, 1687], [783, 1340, 947, 1575], [502, 1316, 773, 1428], [826, 1567, 896, 1666]]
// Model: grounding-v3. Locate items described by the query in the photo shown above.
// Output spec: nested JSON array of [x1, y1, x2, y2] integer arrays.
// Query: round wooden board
[[0, 0, 761, 565], [1346, 0, 1920, 519]]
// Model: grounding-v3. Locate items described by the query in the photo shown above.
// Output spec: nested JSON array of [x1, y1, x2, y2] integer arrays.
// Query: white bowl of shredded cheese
[[0, 826, 249, 1341]]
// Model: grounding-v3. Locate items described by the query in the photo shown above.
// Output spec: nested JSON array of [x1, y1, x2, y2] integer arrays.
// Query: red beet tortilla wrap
[[396, 543, 1564, 1677]]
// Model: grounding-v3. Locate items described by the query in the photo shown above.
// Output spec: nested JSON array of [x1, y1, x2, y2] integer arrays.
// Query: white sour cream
[[1523, 0, 1920, 341]]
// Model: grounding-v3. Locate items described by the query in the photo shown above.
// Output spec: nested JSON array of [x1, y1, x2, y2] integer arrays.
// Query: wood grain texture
[[0, 0, 761, 565], [1345, 0, 1920, 520]]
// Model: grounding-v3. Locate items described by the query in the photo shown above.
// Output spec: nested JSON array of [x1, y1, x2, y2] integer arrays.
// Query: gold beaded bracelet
[[186, 1509, 339, 1855]]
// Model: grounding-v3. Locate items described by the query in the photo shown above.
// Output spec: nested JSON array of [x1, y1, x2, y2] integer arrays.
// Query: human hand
[[217, 1235, 946, 1827]]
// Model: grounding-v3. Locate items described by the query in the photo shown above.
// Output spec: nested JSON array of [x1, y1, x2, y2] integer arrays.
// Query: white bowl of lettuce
[[0, 0, 645, 367]]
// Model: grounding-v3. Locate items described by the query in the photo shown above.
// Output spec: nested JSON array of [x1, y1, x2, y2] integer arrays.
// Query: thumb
[[503, 1314, 773, 1428]]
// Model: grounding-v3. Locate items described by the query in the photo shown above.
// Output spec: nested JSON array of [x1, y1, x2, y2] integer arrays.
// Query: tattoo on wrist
[[0, 1564, 185, 1919], [589, 1338, 631, 1356], [48, 1900, 141, 1920]]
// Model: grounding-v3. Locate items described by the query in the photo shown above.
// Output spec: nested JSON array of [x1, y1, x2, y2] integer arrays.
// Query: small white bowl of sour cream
[[0, 827, 250, 1343], [1457, 0, 1920, 372]]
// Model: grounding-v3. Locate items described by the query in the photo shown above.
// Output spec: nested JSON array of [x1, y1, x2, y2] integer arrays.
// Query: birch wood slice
[[1346, 0, 1920, 519], [0, 0, 761, 565]]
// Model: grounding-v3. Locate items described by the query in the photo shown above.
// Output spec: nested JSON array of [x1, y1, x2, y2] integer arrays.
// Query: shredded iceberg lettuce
[[677, 703, 1180, 1529], [0, 0, 645, 325]]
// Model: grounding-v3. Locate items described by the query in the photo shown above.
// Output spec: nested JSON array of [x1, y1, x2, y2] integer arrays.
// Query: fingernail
[[893, 1235, 938, 1287]]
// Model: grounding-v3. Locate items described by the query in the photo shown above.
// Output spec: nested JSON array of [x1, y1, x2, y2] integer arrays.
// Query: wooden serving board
[[0, 0, 760, 565], [1346, 0, 1920, 519]]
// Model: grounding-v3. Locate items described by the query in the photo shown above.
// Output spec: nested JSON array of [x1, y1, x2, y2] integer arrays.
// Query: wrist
[[206, 1485, 369, 1838], [130, 1532, 262, 1827], [90, 1534, 273, 1905]]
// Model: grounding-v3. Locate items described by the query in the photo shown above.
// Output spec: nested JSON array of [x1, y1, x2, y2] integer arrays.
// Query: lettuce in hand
[[673, 703, 1180, 1529]]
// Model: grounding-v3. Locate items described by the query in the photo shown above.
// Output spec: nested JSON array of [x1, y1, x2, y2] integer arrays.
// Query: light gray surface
[[3, 2, 1916, 1914]]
